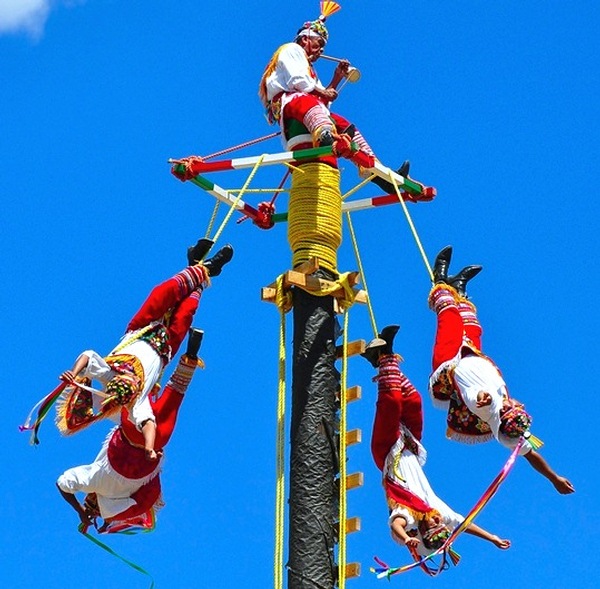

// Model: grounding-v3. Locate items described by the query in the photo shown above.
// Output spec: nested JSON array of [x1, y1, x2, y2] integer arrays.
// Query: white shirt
[[453, 354, 532, 454], [264, 43, 325, 101], [385, 426, 463, 557]]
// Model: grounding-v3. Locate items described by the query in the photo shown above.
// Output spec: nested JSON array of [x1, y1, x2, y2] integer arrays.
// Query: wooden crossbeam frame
[[261, 258, 367, 306]]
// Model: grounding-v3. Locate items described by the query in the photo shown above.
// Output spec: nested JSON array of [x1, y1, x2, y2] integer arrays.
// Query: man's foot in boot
[[361, 337, 387, 368], [186, 328, 204, 360], [203, 244, 234, 277], [361, 325, 400, 367], [317, 128, 335, 147], [370, 161, 411, 194], [433, 246, 452, 284], [448, 265, 483, 297], [187, 238, 214, 266], [379, 325, 400, 355]]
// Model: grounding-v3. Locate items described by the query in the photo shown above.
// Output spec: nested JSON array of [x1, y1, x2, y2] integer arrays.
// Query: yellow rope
[[386, 172, 434, 281], [205, 199, 221, 239], [211, 155, 266, 244], [288, 163, 342, 273], [344, 211, 378, 338], [340, 174, 375, 202], [273, 279, 287, 589], [338, 309, 350, 589]]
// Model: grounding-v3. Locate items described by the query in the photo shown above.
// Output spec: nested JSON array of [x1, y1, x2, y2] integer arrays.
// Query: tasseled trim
[[428, 353, 462, 410], [446, 428, 494, 445], [258, 44, 287, 106]]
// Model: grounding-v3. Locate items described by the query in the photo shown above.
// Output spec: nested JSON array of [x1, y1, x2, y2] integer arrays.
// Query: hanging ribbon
[[371, 438, 525, 579], [78, 524, 155, 588], [19, 382, 67, 445]]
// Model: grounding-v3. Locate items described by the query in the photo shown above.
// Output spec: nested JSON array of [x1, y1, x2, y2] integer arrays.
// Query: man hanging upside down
[[56, 328, 205, 532], [57, 240, 233, 461], [258, 3, 411, 192], [363, 326, 511, 559], [427, 246, 574, 495]]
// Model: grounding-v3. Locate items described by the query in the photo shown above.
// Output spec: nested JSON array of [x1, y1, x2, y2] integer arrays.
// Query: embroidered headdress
[[295, 1, 342, 44], [499, 399, 531, 438]]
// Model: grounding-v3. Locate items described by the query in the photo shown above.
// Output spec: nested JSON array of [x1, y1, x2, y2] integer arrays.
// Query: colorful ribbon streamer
[[78, 524, 155, 588], [19, 382, 67, 445], [371, 438, 525, 579]]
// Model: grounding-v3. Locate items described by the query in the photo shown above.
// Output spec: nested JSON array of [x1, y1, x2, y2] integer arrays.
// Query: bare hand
[[319, 87, 338, 102], [405, 537, 420, 548], [491, 535, 511, 550], [59, 371, 75, 383], [553, 476, 575, 494], [334, 59, 350, 77], [476, 391, 492, 407], [145, 448, 163, 462], [78, 507, 95, 527]]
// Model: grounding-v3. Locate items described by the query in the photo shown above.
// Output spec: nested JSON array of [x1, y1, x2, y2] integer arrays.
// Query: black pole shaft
[[288, 279, 338, 589]]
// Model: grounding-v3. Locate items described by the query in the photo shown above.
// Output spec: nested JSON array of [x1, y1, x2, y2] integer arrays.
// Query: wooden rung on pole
[[345, 385, 362, 403], [345, 563, 361, 579], [346, 472, 364, 490], [335, 517, 361, 535], [336, 340, 366, 359], [346, 429, 362, 446]]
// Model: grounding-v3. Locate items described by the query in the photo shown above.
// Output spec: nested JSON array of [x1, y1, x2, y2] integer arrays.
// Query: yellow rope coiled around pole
[[288, 163, 342, 274]]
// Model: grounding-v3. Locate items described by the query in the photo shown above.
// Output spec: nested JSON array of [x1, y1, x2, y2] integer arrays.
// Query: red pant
[[371, 355, 423, 472], [127, 266, 206, 357], [432, 295, 482, 371]]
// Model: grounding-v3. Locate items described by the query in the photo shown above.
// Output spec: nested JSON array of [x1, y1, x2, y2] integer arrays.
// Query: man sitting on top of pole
[[258, 1, 410, 192]]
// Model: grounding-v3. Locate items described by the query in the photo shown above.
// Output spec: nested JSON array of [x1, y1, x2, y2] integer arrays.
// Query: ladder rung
[[336, 340, 366, 359], [345, 385, 362, 403], [346, 429, 362, 446], [346, 472, 364, 490]]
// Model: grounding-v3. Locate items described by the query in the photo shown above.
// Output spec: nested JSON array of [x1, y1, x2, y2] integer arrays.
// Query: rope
[[338, 309, 350, 589], [273, 282, 287, 589], [202, 131, 281, 161], [211, 155, 266, 244], [386, 172, 434, 281], [205, 199, 221, 239], [344, 211, 378, 338], [288, 163, 342, 273]]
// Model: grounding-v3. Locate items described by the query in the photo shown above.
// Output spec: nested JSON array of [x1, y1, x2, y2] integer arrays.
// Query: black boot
[[317, 128, 334, 147], [433, 246, 452, 284], [379, 325, 400, 355], [361, 325, 400, 368], [342, 124, 356, 138], [203, 244, 234, 277], [187, 238, 214, 266], [448, 265, 483, 296], [361, 337, 386, 368], [370, 161, 410, 194], [185, 328, 204, 359]]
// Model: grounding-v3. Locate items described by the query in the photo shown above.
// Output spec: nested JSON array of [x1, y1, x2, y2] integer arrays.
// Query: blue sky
[[1, 1, 598, 587]]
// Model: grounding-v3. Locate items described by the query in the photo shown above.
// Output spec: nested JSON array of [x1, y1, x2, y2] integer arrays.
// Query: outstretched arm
[[464, 522, 511, 549], [56, 484, 94, 527], [59, 353, 90, 383], [523, 450, 575, 494], [390, 516, 420, 549]]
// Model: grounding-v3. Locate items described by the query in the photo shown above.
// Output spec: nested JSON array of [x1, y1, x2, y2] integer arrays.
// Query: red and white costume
[[428, 284, 533, 454], [260, 42, 374, 157], [57, 353, 197, 524], [67, 265, 208, 433], [371, 354, 463, 557]]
